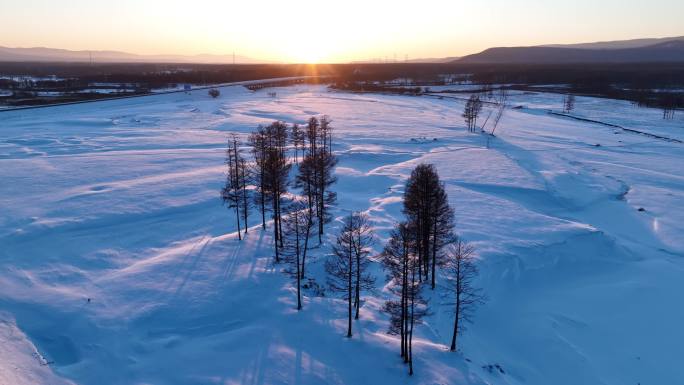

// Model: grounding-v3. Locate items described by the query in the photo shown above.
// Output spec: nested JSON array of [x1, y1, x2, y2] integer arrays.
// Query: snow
[[0, 83, 683, 385]]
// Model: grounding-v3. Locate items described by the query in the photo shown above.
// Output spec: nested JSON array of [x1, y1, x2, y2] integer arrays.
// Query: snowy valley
[[1, 83, 683, 385]]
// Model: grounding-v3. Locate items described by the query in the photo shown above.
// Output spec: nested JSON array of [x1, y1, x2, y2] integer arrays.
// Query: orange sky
[[2, 0, 683, 63]]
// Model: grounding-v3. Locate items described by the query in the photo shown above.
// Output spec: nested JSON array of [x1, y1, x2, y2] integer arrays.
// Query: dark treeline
[[0, 62, 331, 86], [3, 61, 683, 110], [5, 61, 683, 90], [0, 62, 331, 107], [336, 63, 684, 110]]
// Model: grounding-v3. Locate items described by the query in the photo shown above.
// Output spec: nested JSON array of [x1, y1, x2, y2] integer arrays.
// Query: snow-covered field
[[1, 84, 683, 385]]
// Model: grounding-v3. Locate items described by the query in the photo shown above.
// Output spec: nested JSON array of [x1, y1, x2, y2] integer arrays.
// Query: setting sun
[[4, 0, 683, 63]]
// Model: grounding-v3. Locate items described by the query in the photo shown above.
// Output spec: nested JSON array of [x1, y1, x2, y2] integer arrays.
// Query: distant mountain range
[[3, 36, 684, 65], [0, 46, 267, 64], [457, 36, 684, 64], [542, 36, 684, 50]]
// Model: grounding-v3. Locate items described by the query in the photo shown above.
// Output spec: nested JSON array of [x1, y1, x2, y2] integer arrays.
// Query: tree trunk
[[431, 215, 438, 289], [260, 168, 266, 229], [451, 295, 460, 351], [318, 184, 324, 244], [295, 212, 302, 310], [277, 192, 284, 248], [235, 205, 241, 241], [241, 161, 248, 234], [273, 199, 279, 262], [355, 242, 361, 320], [301, 215, 311, 279], [401, 246, 409, 363], [347, 242, 353, 338], [408, 259, 416, 376]]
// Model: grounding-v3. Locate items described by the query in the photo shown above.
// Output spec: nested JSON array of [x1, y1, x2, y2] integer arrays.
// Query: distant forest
[[1, 62, 683, 109]]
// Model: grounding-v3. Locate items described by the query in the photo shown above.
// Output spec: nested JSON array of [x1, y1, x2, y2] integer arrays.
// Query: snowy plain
[[0, 84, 683, 385]]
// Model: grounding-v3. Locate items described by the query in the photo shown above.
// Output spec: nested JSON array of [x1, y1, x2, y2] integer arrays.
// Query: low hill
[[458, 40, 684, 64]]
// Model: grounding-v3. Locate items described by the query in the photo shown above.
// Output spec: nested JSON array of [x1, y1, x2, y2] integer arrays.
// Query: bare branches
[[443, 239, 486, 352], [221, 134, 250, 239], [463, 94, 483, 132], [563, 93, 576, 114], [295, 116, 338, 244], [403, 163, 455, 289], [282, 200, 315, 310], [381, 222, 428, 375], [326, 212, 375, 337]]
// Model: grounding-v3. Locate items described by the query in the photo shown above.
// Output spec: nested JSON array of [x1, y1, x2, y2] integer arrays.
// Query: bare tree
[[463, 94, 483, 132], [259, 121, 292, 262], [350, 212, 375, 319], [282, 200, 315, 310], [221, 137, 242, 239], [296, 116, 337, 244], [490, 88, 508, 136], [326, 212, 375, 337], [221, 135, 249, 238], [381, 222, 428, 375], [563, 94, 576, 114], [444, 239, 485, 352], [403, 164, 455, 288], [291, 123, 305, 163], [239, 156, 251, 234], [249, 126, 268, 229]]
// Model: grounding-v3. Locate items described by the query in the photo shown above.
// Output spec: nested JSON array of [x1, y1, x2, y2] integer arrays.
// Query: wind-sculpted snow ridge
[[0, 84, 683, 384]]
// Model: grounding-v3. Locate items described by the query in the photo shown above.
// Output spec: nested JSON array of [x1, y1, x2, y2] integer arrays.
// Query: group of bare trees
[[295, 116, 338, 244], [326, 212, 375, 337], [381, 163, 484, 375], [381, 222, 428, 375], [221, 135, 250, 240], [249, 122, 291, 261], [222, 128, 484, 377], [463, 87, 509, 135], [463, 95, 483, 132], [282, 201, 315, 310], [403, 164, 455, 289], [563, 94, 576, 114], [222, 116, 339, 308]]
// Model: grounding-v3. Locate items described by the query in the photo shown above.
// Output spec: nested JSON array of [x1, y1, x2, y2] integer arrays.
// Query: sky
[[2, 0, 684, 63]]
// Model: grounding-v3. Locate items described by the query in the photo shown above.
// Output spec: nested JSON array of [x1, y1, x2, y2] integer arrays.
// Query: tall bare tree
[[381, 222, 428, 375], [282, 200, 314, 310], [221, 135, 250, 238], [249, 126, 268, 229], [350, 212, 375, 319], [221, 136, 242, 239], [291, 123, 305, 163], [463, 94, 483, 132], [326, 212, 375, 337], [490, 88, 508, 136], [563, 94, 576, 114], [258, 121, 292, 261], [403, 164, 455, 289], [296, 116, 337, 244], [444, 239, 485, 352]]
